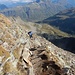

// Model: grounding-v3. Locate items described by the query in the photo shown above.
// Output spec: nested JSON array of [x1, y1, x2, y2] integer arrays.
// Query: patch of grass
[[0, 45, 10, 62], [13, 45, 22, 59], [3, 62, 11, 73]]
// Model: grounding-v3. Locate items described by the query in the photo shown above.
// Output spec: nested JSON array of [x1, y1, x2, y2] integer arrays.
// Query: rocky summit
[[0, 14, 75, 75]]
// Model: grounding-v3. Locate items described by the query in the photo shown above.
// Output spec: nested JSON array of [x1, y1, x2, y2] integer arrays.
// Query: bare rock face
[[0, 14, 75, 75]]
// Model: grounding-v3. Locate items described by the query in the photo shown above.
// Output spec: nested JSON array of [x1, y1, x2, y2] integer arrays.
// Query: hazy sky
[[0, 0, 35, 3]]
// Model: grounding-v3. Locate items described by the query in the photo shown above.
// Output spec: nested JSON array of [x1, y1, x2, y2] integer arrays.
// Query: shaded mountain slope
[[50, 37, 75, 53], [1, 0, 75, 22], [40, 8, 75, 34], [0, 14, 75, 75]]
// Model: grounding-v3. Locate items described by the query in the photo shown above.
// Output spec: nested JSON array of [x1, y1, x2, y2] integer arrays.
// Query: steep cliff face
[[0, 14, 75, 75]]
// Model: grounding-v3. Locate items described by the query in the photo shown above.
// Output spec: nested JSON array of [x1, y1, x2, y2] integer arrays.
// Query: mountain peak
[[0, 4, 8, 10]]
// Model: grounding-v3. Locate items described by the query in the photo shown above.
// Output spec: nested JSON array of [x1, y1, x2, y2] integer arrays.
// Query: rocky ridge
[[0, 14, 75, 75]]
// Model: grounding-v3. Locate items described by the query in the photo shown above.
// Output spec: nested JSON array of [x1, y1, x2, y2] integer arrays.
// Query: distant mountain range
[[0, 0, 75, 22], [39, 7, 75, 35], [0, 4, 8, 10]]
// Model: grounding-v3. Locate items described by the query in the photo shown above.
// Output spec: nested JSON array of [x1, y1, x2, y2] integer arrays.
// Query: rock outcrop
[[0, 14, 75, 75]]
